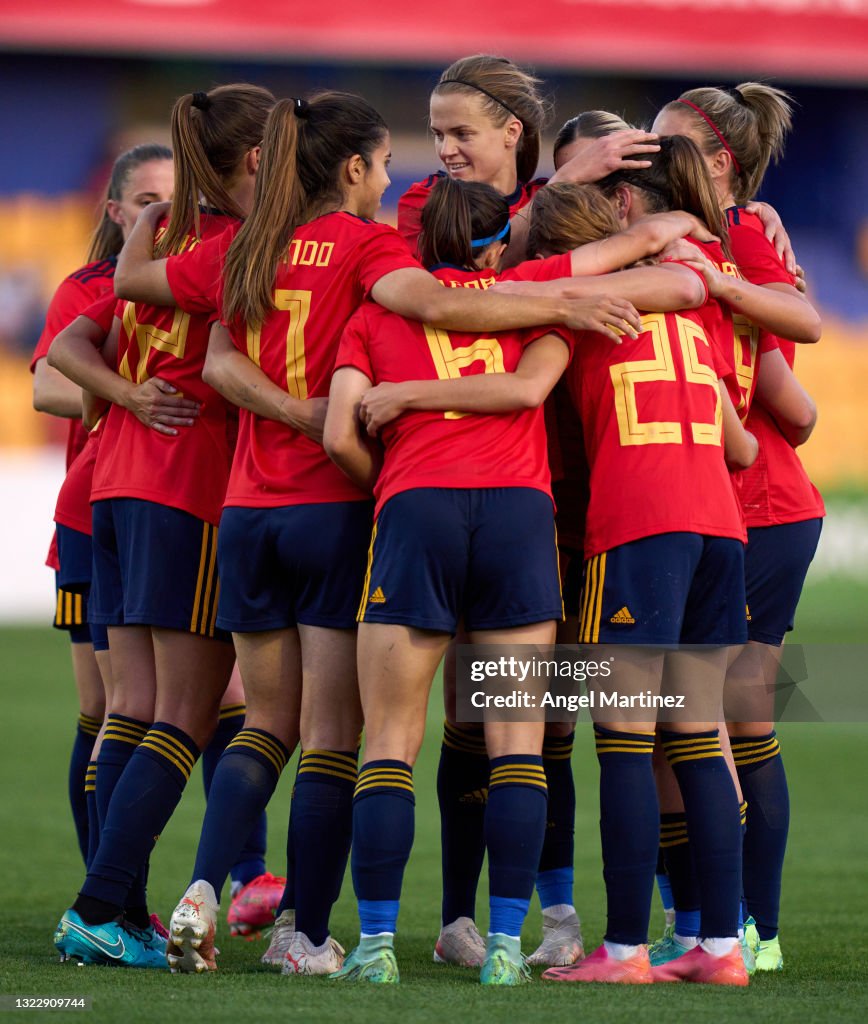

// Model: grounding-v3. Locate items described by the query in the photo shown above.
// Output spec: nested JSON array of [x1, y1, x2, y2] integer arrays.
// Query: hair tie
[[471, 220, 511, 249], [441, 79, 522, 123], [677, 98, 742, 174], [293, 97, 311, 120], [191, 92, 211, 111]]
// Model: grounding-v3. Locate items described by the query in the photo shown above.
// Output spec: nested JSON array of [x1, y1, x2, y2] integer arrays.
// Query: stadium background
[[1, 3, 866, 1019]]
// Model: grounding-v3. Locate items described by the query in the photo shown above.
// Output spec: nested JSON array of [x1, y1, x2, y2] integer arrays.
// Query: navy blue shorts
[[56, 523, 92, 592], [216, 501, 374, 632], [358, 488, 563, 633], [579, 532, 747, 646], [53, 574, 90, 644], [745, 519, 822, 646], [90, 498, 228, 641]]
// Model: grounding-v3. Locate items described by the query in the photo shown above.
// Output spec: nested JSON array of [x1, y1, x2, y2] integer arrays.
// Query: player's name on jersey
[[469, 690, 686, 710]]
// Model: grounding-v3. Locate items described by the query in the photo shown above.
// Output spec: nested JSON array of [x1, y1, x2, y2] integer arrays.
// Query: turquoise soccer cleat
[[480, 934, 531, 986], [329, 936, 399, 983], [54, 909, 167, 968]]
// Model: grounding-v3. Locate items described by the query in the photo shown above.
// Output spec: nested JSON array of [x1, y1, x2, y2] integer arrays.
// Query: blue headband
[[471, 221, 511, 248]]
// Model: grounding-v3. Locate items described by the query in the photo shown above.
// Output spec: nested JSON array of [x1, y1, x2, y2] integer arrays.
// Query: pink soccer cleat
[[543, 943, 653, 984], [227, 873, 286, 938], [651, 944, 749, 986]]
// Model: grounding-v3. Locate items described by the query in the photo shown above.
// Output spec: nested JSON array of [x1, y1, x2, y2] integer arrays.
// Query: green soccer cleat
[[754, 934, 783, 972], [54, 909, 167, 968], [480, 934, 531, 986], [740, 917, 757, 974], [648, 933, 695, 966], [329, 936, 399, 983]]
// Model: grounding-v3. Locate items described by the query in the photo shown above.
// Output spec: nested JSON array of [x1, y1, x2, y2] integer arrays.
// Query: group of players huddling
[[33, 54, 824, 987]]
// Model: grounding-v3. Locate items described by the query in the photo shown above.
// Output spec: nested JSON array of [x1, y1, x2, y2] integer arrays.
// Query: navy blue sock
[[537, 732, 576, 909], [487, 756, 547, 937], [352, 761, 414, 936], [660, 813, 701, 938], [732, 732, 789, 940], [202, 706, 268, 887], [437, 722, 488, 926], [95, 714, 150, 829], [595, 726, 658, 945], [84, 762, 98, 869], [275, 759, 299, 918], [77, 722, 200, 919], [191, 728, 289, 901], [292, 749, 358, 945], [69, 714, 100, 864], [661, 730, 742, 939]]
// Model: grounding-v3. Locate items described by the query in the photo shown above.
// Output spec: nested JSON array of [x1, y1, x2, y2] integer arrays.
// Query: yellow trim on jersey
[[356, 522, 378, 622]]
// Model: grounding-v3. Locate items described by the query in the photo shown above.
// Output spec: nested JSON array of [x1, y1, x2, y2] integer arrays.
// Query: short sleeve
[[31, 276, 94, 370], [355, 225, 421, 298], [80, 292, 118, 335], [503, 253, 572, 282], [165, 228, 234, 315], [335, 306, 375, 379], [727, 216, 794, 287]]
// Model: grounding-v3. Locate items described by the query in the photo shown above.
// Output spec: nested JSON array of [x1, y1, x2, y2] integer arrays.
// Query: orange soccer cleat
[[651, 943, 749, 986], [542, 943, 653, 984]]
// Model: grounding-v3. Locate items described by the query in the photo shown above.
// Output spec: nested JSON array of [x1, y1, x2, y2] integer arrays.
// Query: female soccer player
[[49, 83, 275, 969], [136, 92, 641, 977], [30, 144, 173, 868], [340, 173, 740, 986], [653, 83, 825, 972]]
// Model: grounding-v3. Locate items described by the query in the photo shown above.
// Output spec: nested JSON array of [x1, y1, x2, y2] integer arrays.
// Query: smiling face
[[429, 90, 522, 196], [107, 158, 174, 240]]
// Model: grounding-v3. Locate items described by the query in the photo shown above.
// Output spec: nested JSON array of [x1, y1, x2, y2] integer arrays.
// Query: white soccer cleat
[[166, 880, 219, 974], [261, 909, 296, 966], [281, 931, 345, 976], [433, 917, 486, 967], [526, 909, 585, 966]]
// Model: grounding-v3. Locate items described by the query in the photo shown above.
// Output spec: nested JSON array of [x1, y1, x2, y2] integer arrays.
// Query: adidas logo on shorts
[[609, 606, 636, 625], [369, 586, 386, 604]]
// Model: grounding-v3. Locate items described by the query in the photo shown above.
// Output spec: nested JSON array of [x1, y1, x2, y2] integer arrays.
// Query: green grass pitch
[[1, 576, 867, 1022]]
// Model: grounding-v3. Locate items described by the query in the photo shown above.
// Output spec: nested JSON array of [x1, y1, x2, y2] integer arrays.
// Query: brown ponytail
[[434, 55, 549, 184], [598, 135, 731, 258], [86, 143, 173, 263], [660, 83, 794, 203], [157, 83, 275, 257], [222, 91, 388, 329], [418, 177, 510, 270], [553, 110, 632, 163]]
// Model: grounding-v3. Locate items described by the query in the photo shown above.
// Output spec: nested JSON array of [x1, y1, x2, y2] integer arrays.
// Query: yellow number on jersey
[[118, 302, 190, 383], [245, 289, 312, 400], [423, 325, 505, 420], [732, 313, 759, 421], [610, 312, 720, 447]]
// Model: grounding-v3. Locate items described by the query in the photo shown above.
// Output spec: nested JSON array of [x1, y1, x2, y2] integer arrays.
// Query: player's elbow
[[726, 430, 758, 471], [683, 275, 707, 309], [201, 348, 224, 390]]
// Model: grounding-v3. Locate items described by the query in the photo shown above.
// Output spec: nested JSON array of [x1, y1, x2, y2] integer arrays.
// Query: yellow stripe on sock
[[138, 739, 193, 780], [218, 703, 246, 720], [144, 731, 196, 773]]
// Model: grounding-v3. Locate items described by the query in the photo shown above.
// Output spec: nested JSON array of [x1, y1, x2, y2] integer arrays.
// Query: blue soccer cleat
[[54, 909, 167, 968]]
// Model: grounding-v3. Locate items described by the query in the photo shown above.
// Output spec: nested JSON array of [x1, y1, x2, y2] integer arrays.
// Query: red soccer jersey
[[54, 293, 117, 535], [165, 225, 237, 315], [737, 338, 825, 527], [31, 256, 117, 470], [397, 171, 547, 256], [91, 212, 237, 525], [222, 211, 420, 508], [336, 265, 572, 516], [567, 304, 746, 559], [724, 207, 824, 526]]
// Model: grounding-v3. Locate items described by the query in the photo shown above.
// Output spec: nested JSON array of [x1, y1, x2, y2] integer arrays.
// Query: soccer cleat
[[166, 880, 219, 974], [543, 943, 653, 984], [433, 916, 486, 967], [526, 910, 584, 966], [651, 943, 748, 985], [480, 934, 531, 986], [649, 933, 695, 966], [754, 934, 783, 972], [261, 910, 296, 966], [227, 872, 285, 938], [54, 909, 166, 968], [123, 919, 168, 958], [149, 914, 170, 941], [330, 937, 399, 984], [282, 932, 345, 975], [740, 919, 757, 974]]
